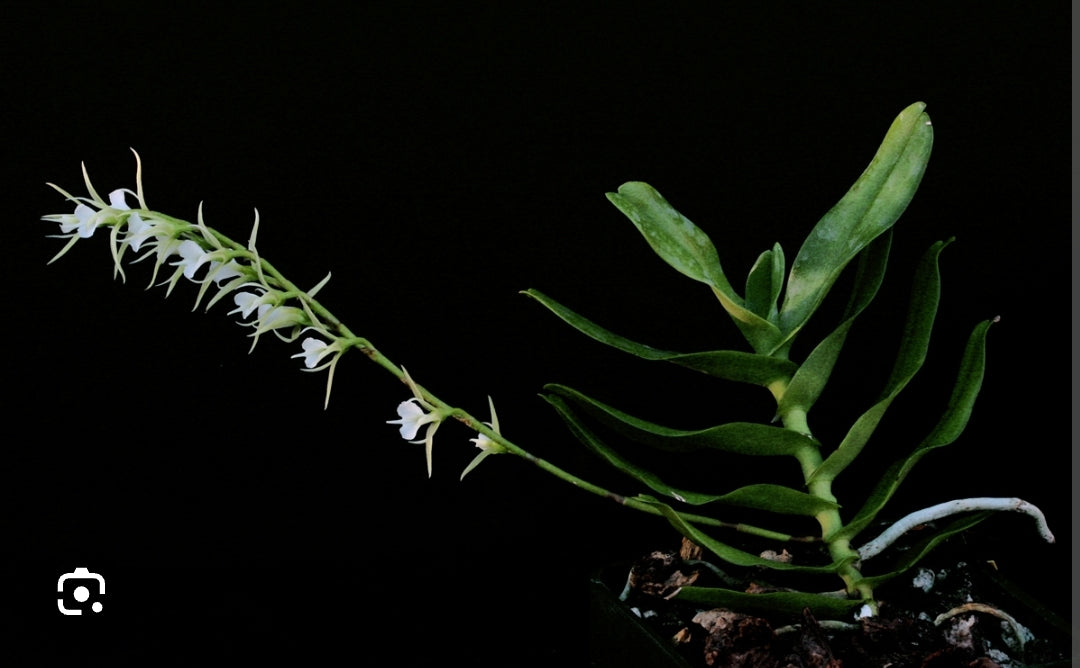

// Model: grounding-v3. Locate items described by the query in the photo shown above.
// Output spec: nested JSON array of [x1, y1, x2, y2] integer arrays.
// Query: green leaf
[[745, 243, 785, 323], [645, 498, 852, 574], [522, 289, 797, 387], [809, 239, 950, 485], [835, 318, 997, 542], [541, 392, 712, 504], [674, 586, 863, 620], [605, 181, 733, 290], [542, 393, 837, 515], [545, 383, 820, 456], [712, 484, 840, 516], [606, 182, 783, 353], [667, 350, 796, 388], [778, 102, 934, 340], [777, 230, 892, 415]]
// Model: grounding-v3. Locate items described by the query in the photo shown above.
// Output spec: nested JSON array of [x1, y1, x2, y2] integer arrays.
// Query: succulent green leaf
[[605, 181, 732, 290], [712, 484, 840, 516], [545, 383, 820, 456], [522, 289, 797, 387], [778, 231, 892, 415], [605, 182, 783, 353], [674, 586, 863, 620], [809, 239, 950, 485], [667, 350, 797, 387], [541, 392, 714, 504], [745, 243, 785, 323], [542, 393, 836, 515], [834, 319, 996, 542], [858, 512, 992, 588], [645, 498, 852, 574], [778, 102, 933, 340]]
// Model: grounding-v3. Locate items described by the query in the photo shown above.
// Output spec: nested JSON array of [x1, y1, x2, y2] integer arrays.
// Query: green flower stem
[[165, 212, 822, 545], [58, 197, 831, 591]]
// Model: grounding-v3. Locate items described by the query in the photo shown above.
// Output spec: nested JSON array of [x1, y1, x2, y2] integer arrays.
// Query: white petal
[[230, 291, 262, 318], [292, 337, 329, 368], [389, 399, 427, 439], [209, 260, 244, 285], [108, 189, 131, 210], [125, 214, 152, 251], [74, 204, 97, 238], [175, 240, 209, 279]]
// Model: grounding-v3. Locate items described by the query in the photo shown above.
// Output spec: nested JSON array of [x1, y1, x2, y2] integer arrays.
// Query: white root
[[857, 497, 1054, 561], [933, 602, 1028, 654]]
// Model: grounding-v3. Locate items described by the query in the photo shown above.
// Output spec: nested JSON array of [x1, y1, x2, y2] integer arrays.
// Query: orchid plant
[[41, 102, 1054, 622]]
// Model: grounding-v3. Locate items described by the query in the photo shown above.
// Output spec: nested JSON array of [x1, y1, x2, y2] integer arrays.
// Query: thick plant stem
[[780, 403, 874, 608]]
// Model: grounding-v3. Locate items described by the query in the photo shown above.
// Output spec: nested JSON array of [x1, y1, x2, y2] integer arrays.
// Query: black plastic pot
[[589, 562, 693, 668], [588, 557, 1073, 668]]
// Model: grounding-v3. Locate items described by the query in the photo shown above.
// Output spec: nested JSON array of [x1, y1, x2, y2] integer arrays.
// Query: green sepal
[[809, 238, 951, 486], [606, 182, 783, 353], [834, 318, 996, 542], [522, 289, 797, 387], [674, 586, 864, 620], [777, 230, 892, 415], [778, 102, 934, 340], [544, 383, 820, 456]]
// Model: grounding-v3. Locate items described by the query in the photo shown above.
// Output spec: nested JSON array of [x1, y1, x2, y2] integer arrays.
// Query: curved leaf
[[645, 498, 852, 574], [545, 383, 820, 456], [779, 102, 934, 339], [606, 181, 732, 290], [606, 181, 782, 353], [523, 288, 797, 387], [809, 238, 951, 485], [777, 230, 892, 415], [714, 484, 840, 516], [541, 392, 712, 504], [542, 393, 837, 515], [835, 318, 997, 542]]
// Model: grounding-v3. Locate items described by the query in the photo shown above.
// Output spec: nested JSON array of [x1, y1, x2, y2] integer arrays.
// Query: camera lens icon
[[57, 567, 105, 616]]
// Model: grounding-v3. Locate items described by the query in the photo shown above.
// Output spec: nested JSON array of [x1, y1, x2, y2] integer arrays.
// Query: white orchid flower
[[230, 290, 267, 319], [55, 202, 98, 238], [171, 240, 211, 281], [292, 337, 337, 369], [461, 396, 508, 480], [387, 367, 447, 478]]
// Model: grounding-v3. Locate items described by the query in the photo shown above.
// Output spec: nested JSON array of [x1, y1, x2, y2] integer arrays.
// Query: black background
[[3, 2, 1071, 665]]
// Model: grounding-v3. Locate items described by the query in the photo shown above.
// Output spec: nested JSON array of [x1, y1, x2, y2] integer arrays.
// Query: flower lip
[[292, 337, 335, 369], [172, 240, 210, 280], [389, 398, 438, 440], [230, 290, 266, 319], [386, 367, 446, 477]]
